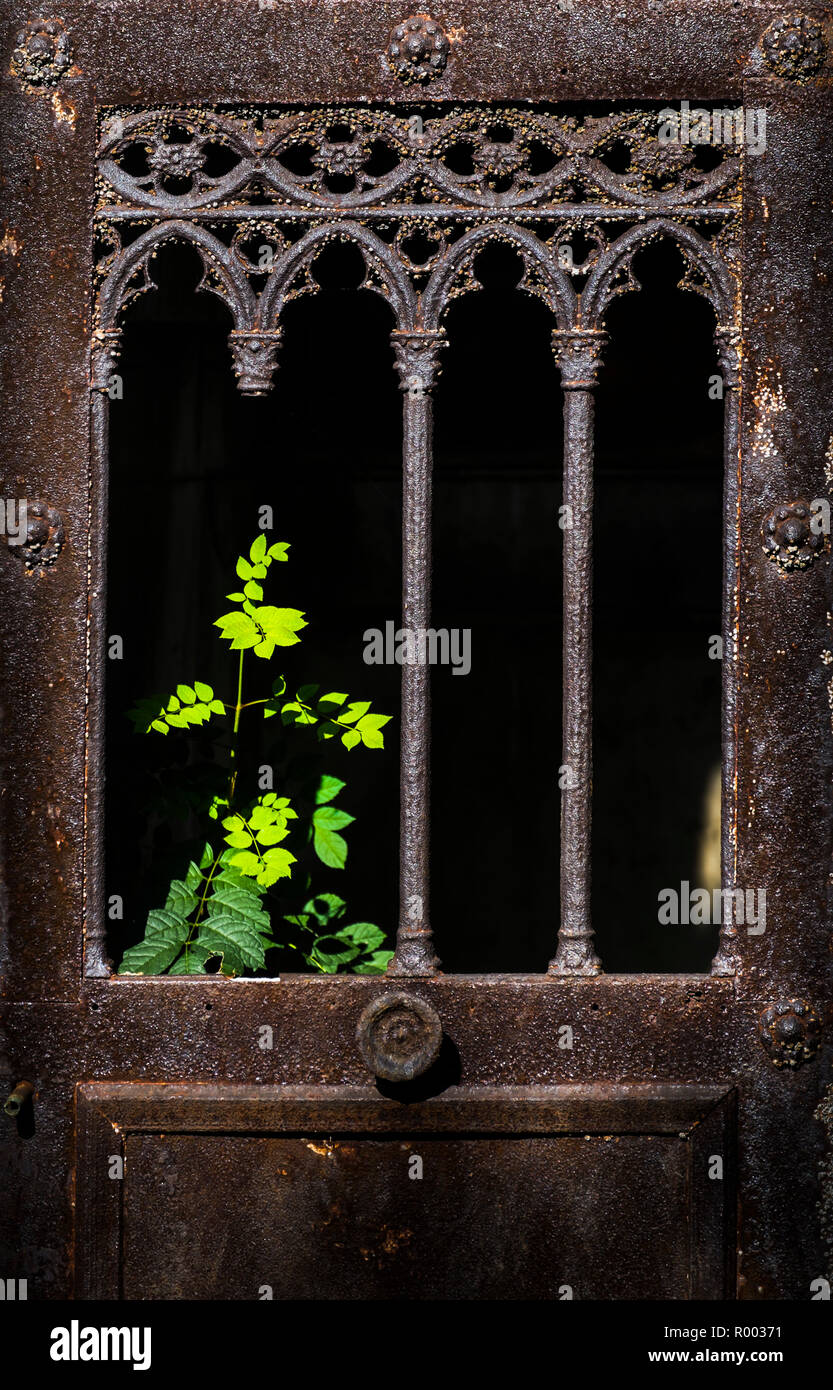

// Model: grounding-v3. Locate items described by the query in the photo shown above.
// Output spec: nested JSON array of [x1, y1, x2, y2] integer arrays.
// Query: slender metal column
[[548, 328, 606, 977], [388, 328, 446, 976], [711, 324, 742, 976], [84, 328, 123, 977]]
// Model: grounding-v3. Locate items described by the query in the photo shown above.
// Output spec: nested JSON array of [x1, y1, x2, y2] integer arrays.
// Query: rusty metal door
[[1, 2, 832, 1302]]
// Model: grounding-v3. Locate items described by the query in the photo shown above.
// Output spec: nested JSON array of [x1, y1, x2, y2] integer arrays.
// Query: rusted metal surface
[[0, 0, 831, 1303]]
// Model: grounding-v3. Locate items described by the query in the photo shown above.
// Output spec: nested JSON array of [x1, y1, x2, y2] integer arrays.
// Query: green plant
[[118, 533, 393, 978]]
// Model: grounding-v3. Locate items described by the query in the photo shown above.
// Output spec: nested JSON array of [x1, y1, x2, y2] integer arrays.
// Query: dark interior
[[106, 233, 723, 975]]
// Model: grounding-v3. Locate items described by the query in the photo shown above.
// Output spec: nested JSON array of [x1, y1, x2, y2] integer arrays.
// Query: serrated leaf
[[198, 915, 265, 973], [339, 921, 386, 950], [228, 849, 261, 875], [313, 825, 348, 869], [225, 830, 252, 849], [214, 611, 259, 650], [184, 863, 203, 893], [311, 936, 360, 972], [119, 911, 189, 974], [144, 906, 191, 938], [252, 607, 307, 648], [303, 893, 346, 925], [315, 775, 346, 805], [356, 712, 391, 749], [340, 701, 370, 724], [169, 945, 212, 975], [352, 950, 395, 975], [313, 806, 355, 831], [256, 825, 289, 846], [164, 880, 199, 918]]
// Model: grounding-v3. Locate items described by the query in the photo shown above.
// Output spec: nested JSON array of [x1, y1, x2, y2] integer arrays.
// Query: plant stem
[[229, 650, 245, 802]]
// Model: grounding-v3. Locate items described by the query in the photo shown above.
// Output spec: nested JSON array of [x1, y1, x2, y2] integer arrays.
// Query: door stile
[[712, 324, 741, 977]]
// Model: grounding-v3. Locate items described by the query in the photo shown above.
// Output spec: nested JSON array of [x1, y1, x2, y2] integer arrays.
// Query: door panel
[[76, 1083, 734, 1300]]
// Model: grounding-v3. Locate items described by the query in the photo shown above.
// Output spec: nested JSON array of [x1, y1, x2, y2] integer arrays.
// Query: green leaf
[[119, 908, 190, 974], [164, 879, 199, 919], [144, 907, 190, 938], [198, 914, 266, 973], [214, 610, 260, 650], [315, 775, 346, 805], [313, 825, 348, 869], [340, 921, 386, 950], [169, 945, 212, 975], [244, 580, 264, 601], [226, 591, 246, 602], [236, 556, 254, 580], [176, 684, 196, 705], [268, 542, 289, 562], [311, 936, 360, 973], [312, 806, 355, 831], [255, 825, 289, 846], [224, 830, 252, 849], [356, 713, 392, 749], [250, 533, 267, 563], [353, 950, 395, 975], [340, 700, 371, 724], [341, 729, 361, 751], [194, 681, 213, 702], [228, 849, 261, 876], [252, 607, 307, 653], [303, 893, 346, 925]]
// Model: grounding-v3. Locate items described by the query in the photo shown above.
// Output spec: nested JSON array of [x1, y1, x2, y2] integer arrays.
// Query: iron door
[[1, 0, 832, 1301]]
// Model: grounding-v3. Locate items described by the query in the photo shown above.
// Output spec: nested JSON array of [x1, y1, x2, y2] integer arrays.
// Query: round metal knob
[[356, 992, 442, 1082]]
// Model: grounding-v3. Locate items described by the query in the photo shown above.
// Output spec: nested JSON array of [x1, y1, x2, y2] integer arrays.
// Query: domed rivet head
[[759, 999, 822, 1068], [11, 18, 73, 89], [761, 13, 827, 83], [356, 992, 442, 1081], [386, 14, 450, 84], [761, 498, 828, 573]]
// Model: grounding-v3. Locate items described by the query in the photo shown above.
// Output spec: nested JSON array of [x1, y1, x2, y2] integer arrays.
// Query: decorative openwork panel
[[89, 102, 742, 979]]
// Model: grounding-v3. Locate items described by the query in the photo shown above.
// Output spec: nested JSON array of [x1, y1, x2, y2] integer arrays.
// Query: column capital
[[551, 327, 607, 389], [229, 328, 282, 396], [715, 324, 741, 391], [391, 328, 447, 395]]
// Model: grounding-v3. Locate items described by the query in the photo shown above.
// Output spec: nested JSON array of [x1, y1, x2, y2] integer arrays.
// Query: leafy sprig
[[119, 534, 393, 978]]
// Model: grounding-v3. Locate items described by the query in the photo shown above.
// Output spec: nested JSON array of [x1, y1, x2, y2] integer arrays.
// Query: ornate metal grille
[[90, 104, 742, 978]]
